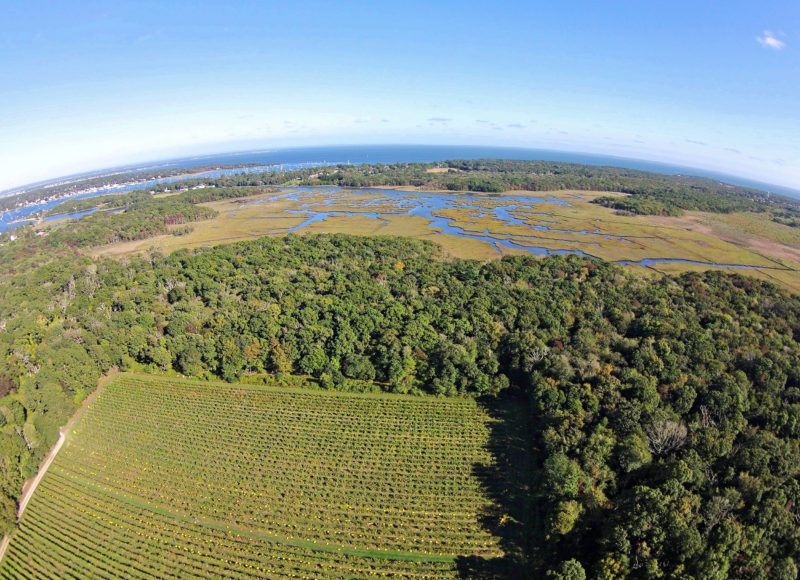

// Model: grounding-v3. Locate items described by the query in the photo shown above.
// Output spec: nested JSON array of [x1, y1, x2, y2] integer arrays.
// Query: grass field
[[0, 374, 521, 578]]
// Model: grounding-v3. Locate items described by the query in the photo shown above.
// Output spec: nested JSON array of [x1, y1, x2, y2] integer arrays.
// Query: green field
[[0, 374, 521, 578]]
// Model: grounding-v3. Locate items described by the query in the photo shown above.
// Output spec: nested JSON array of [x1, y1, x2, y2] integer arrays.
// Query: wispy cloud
[[507, 123, 525, 129], [685, 139, 707, 146], [427, 117, 451, 123], [757, 30, 786, 50]]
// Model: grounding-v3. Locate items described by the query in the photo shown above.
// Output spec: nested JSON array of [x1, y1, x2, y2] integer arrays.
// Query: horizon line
[[2, 143, 799, 200]]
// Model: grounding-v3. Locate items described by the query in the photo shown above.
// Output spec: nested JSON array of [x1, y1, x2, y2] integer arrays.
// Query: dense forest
[[0, 234, 798, 577], [0, 186, 276, 253], [44, 197, 216, 247], [297, 158, 800, 222], [43, 185, 276, 217]]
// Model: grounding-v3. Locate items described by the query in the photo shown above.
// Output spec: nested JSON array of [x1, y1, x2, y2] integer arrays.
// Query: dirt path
[[0, 370, 117, 564], [648, 213, 800, 267]]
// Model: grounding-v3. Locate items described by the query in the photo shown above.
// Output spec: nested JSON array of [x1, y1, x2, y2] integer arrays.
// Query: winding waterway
[[0, 178, 774, 271], [243, 187, 768, 270]]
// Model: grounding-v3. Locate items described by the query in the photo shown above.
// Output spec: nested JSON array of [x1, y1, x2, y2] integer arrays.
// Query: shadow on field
[[456, 395, 537, 579]]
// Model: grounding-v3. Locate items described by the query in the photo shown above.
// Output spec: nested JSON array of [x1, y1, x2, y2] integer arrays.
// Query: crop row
[[61, 437, 485, 489], [54, 463, 487, 521], [49, 469, 494, 555], [2, 469, 465, 579], [113, 376, 486, 422], [1, 374, 504, 576], [84, 379, 492, 456]]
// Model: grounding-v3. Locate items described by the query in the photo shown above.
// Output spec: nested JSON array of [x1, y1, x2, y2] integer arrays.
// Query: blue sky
[[1, 0, 798, 191]]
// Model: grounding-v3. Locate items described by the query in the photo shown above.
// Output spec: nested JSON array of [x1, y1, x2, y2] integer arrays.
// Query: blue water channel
[[0, 162, 338, 234], [243, 187, 764, 269], [2, 181, 768, 271]]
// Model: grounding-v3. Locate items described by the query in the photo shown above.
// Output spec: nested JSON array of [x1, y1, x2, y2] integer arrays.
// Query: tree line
[[7, 158, 799, 224]]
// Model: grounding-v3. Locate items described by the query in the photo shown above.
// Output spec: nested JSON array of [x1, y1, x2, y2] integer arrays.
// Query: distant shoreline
[[4, 145, 799, 200]]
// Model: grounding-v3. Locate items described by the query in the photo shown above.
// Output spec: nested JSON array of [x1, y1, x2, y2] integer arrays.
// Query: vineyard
[[0, 374, 514, 578]]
